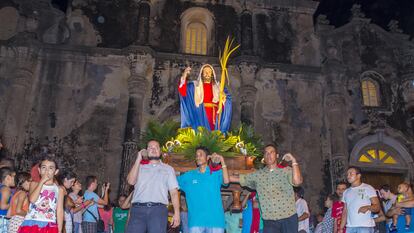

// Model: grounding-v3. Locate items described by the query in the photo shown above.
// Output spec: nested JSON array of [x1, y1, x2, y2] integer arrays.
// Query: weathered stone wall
[[317, 6, 414, 185], [254, 68, 325, 206], [0, 44, 132, 197]]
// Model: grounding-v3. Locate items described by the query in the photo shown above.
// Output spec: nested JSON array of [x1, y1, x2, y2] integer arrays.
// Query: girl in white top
[[18, 155, 65, 233]]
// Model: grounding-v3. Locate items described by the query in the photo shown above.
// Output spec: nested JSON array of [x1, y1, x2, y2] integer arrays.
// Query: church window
[[185, 22, 207, 55], [181, 7, 214, 56], [358, 148, 398, 165], [361, 79, 380, 107]]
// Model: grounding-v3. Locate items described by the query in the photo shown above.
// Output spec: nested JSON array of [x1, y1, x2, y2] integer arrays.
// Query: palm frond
[[217, 36, 240, 125]]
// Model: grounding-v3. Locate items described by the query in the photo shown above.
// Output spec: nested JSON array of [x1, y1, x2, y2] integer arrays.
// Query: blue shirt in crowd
[[83, 190, 100, 222], [178, 167, 226, 228]]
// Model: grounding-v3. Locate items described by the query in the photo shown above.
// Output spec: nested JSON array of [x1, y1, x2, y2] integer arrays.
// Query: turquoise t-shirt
[[242, 199, 253, 233], [178, 167, 226, 228], [83, 190, 99, 222]]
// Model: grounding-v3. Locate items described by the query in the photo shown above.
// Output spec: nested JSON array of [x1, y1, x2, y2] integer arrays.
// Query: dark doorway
[[362, 171, 405, 193]]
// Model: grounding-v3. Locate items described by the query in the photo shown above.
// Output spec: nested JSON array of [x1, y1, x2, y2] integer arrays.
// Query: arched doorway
[[350, 132, 413, 192]]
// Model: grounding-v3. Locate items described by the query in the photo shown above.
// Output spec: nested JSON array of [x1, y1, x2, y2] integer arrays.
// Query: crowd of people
[[0, 150, 131, 233], [123, 140, 414, 233], [0, 138, 413, 233]]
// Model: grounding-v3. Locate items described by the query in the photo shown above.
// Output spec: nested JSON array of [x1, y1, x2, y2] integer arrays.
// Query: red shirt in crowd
[[30, 163, 41, 182], [331, 200, 346, 233]]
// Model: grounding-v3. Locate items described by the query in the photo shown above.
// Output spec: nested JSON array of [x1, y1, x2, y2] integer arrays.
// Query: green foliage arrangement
[[231, 123, 263, 158], [173, 127, 238, 159], [141, 121, 265, 160]]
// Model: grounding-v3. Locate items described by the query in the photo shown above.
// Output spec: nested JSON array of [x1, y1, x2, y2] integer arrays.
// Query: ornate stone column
[[136, 1, 150, 45], [240, 10, 253, 55], [124, 55, 150, 142], [119, 53, 152, 194], [119, 141, 138, 194], [318, 23, 349, 184], [2, 46, 38, 155], [400, 48, 414, 135], [326, 93, 348, 183], [401, 49, 414, 107], [238, 62, 257, 125]]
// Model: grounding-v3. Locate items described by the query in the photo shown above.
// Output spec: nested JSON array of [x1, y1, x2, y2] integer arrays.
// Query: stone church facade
[[1, 0, 413, 209]]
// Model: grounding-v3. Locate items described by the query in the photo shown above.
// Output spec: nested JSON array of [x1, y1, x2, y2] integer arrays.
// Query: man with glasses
[[230, 144, 303, 233], [125, 139, 180, 233]]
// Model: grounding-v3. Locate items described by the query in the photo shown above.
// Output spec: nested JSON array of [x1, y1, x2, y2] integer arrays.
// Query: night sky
[[315, 0, 414, 39], [50, 0, 414, 39]]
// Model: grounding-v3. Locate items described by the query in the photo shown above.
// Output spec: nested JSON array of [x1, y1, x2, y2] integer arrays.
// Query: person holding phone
[[125, 139, 180, 233], [82, 176, 110, 233]]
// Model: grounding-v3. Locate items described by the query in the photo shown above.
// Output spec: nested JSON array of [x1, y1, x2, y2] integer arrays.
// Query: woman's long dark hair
[[57, 170, 77, 191]]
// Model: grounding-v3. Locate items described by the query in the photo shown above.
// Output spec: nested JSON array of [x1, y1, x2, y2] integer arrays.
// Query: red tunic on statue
[[179, 80, 217, 130]]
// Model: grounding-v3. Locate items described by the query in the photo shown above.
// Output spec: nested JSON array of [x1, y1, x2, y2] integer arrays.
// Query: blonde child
[[391, 183, 413, 232], [7, 172, 31, 233], [18, 155, 65, 233]]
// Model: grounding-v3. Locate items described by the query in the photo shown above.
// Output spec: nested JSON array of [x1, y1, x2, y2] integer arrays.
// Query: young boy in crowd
[[113, 194, 130, 233], [82, 176, 110, 233]]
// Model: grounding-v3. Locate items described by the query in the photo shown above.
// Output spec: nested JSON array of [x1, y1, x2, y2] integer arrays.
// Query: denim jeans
[[189, 227, 225, 233], [74, 222, 81, 233], [347, 227, 375, 233]]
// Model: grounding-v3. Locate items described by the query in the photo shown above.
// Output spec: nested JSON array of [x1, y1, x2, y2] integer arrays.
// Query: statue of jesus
[[178, 64, 232, 133]]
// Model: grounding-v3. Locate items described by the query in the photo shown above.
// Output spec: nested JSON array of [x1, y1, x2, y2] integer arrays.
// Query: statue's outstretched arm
[[179, 67, 191, 96]]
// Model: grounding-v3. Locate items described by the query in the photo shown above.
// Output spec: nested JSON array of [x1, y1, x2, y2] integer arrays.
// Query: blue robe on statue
[[179, 81, 232, 133]]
